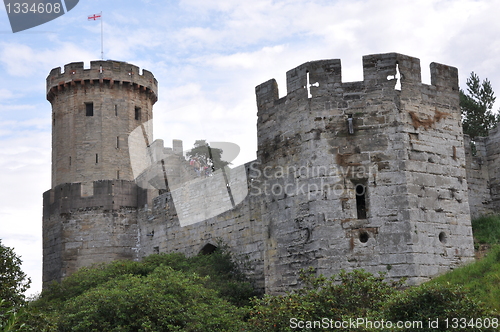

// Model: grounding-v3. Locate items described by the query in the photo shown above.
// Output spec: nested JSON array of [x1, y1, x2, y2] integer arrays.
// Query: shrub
[[383, 283, 497, 332], [248, 269, 402, 332], [56, 266, 247, 332]]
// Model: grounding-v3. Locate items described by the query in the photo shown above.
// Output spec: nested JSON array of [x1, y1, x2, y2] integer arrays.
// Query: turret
[[42, 61, 157, 287], [46, 60, 158, 188]]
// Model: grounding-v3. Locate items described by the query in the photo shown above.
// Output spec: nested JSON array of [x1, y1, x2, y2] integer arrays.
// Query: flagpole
[[100, 11, 103, 60]]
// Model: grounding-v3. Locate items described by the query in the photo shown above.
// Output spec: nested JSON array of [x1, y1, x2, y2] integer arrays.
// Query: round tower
[[46, 60, 158, 188], [43, 61, 157, 287]]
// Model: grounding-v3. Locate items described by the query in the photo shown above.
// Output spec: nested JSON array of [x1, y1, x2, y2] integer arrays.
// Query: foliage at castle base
[[53, 267, 246, 332], [17, 249, 255, 332], [248, 268, 497, 332], [10, 250, 499, 331]]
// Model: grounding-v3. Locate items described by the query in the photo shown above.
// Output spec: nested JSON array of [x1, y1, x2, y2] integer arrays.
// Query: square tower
[[255, 53, 474, 293]]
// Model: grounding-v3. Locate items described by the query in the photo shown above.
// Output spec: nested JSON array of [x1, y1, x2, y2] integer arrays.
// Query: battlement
[[46, 60, 158, 102], [256, 53, 458, 112], [43, 180, 140, 216]]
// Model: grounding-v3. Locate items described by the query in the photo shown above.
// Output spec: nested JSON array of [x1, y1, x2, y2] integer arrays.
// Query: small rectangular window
[[117, 170, 120, 179], [354, 182, 367, 219], [69, 156, 72, 166], [96, 153, 99, 164], [116, 136, 120, 149], [115, 105, 118, 116], [135, 107, 141, 120], [86, 102, 94, 116]]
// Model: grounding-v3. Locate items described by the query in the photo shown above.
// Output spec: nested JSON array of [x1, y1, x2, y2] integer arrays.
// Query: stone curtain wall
[[485, 126, 500, 212], [136, 162, 266, 292], [466, 126, 500, 218], [465, 135, 492, 219]]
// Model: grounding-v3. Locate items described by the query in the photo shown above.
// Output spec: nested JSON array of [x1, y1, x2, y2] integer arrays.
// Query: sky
[[1, 0, 500, 297]]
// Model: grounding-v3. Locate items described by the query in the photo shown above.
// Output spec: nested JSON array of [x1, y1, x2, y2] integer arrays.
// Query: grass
[[430, 245, 500, 311], [428, 215, 500, 312], [471, 214, 500, 247]]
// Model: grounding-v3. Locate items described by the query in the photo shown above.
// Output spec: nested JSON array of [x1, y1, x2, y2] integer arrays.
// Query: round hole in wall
[[438, 232, 447, 244], [359, 231, 369, 243], [355, 184, 365, 196]]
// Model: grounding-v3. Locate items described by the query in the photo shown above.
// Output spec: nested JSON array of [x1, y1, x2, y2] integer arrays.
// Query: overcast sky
[[1, 0, 499, 296]]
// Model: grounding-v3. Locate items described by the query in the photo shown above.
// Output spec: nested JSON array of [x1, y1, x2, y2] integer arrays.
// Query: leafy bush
[[0, 240, 31, 309], [383, 283, 496, 332], [21, 247, 500, 331], [38, 246, 256, 310], [248, 269, 497, 332], [248, 269, 403, 332], [23, 248, 255, 331], [56, 266, 247, 332], [142, 247, 257, 306]]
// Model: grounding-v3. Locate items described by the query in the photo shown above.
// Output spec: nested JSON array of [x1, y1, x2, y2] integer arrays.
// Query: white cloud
[[0, 124, 50, 297], [0, 89, 15, 100], [0, 42, 96, 77]]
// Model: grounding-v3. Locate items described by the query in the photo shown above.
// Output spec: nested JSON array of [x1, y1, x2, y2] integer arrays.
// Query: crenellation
[[430, 62, 459, 91], [47, 60, 158, 103], [255, 79, 279, 113], [43, 53, 500, 294]]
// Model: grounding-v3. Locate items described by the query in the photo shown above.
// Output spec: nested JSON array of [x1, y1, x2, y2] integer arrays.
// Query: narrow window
[[96, 153, 99, 164], [116, 136, 120, 149], [69, 156, 72, 166], [355, 182, 367, 219], [117, 170, 120, 179], [115, 104, 118, 116], [347, 114, 354, 134], [85, 102, 94, 116], [135, 107, 141, 120]]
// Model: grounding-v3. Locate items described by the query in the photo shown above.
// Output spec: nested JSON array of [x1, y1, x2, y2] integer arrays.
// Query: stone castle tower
[[43, 54, 483, 293], [43, 61, 157, 284]]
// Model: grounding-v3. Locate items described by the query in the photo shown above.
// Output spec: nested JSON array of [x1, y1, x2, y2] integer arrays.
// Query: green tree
[[247, 269, 495, 332], [460, 72, 499, 139], [382, 283, 496, 332], [55, 266, 248, 332], [0, 240, 30, 309], [248, 269, 402, 332], [21, 249, 255, 331], [186, 140, 229, 171]]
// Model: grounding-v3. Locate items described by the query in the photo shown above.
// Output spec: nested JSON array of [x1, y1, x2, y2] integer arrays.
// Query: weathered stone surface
[[43, 54, 498, 294], [47, 60, 157, 188]]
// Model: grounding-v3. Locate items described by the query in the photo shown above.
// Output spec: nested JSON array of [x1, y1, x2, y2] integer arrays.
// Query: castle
[[42, 53, 500, 293]]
